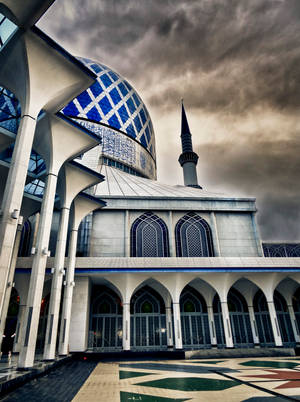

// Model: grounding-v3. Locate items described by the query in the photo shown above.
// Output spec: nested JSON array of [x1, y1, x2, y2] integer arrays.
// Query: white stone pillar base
[[267, 300, 283, 347], [207, 306, 217, 346], [248, 305, 260, 345], [172, 302, 183, 349], [58, 229, 78, 356], [166, 306, 174, 348], [221, 301, 234, 348], [122, 303, 130, 351]]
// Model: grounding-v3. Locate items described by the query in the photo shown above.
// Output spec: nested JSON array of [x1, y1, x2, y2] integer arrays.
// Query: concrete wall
[[90, 207, 261, 258], [216, 212, 258, 257]]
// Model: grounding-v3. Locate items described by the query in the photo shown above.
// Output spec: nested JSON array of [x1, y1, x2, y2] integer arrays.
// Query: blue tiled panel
[[145, 126, 151, 143], [90, 81, 103, 98], [108, 114, 121, 130], [134, 115, 142, 133], [77, 91, 92, 109], [90, 63, 103, 74], [87, 106, 101, 121], [126, 123, 136, 138], [118, 105, 129, 124], [118, 82, 128, 97], [109, 71, 119, 82], [132, 93, 140, 107], [100, 73, 113, 88], [140, 134, 147, 148], [99, 96, 112, 115], [62, 101, 78, 116], [140, 108, 147, 125], [127, 98, 136, 114], [109, 88, 122, 105]]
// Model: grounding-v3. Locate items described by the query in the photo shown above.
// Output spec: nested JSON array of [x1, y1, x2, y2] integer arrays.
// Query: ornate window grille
[[263, 243, 300, 257], [175, 212, 214, 257], [130, 212, 169, 257]]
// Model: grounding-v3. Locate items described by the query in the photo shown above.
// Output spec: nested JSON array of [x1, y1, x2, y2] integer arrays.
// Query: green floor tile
[[119, 370, 155, 380], [240, 360, 299, 369], [135, 377, 239, 391], [120, 391, 190, 401]]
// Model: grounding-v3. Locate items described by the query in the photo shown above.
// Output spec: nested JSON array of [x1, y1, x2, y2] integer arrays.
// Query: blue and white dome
[[62, 58, 156, 179]]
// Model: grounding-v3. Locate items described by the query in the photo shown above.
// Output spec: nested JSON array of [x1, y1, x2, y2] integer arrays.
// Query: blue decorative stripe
[[15, 267, 300, 274]]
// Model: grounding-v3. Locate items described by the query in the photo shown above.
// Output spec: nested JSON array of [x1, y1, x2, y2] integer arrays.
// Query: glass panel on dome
[[140, 134, 147, 148], [134, 115, 142, 133], [145, 126, 151, 143], [126, 98, 136, 114], [0, 14, 17, 49], [108, 71, 119, 82], [117, 105, 129, 124], [118, 82, 128, 97], [100, 73, 113, 88], [62, 100, 79, 117], [109, 87, 121, 105], [132, 93, 140, 107], [90, 81, 103, 98], [140, 109, 147, 125], [126, 123, 136, 138], [76, 91, 92, 109], [99, 96, 112, 115], [108, 114, 121, 130], [87, 106, 100, 121], [90, 63, 102, 74]]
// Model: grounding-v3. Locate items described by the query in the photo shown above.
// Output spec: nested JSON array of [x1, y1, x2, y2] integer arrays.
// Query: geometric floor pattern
[[72, 357, 300, 401]]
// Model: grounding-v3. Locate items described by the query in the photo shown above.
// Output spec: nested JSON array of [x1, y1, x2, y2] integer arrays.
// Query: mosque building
[[0, 0, 300, 369]]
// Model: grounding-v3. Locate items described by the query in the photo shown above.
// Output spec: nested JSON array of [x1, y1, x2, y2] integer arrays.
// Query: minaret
[[178, 101, 202, 188]]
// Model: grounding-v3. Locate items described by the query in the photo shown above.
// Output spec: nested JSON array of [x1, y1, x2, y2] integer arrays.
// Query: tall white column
[[221, 301, 234, 348], [122, 303, 130, 351], [0, 115, 36, 319], [287, 304, 300, 344], [166, 305, 174, 347], [248, 305, 260, 345], [172, 302, 183, 349], [0, 219, 23, 343], [267, 300, 283, 347], [18, 172, 58, 368], [168, 211, 175, 257], [58, 229, 78, 355], [207, 305, 217, 346], [43, 206, 70, 360]]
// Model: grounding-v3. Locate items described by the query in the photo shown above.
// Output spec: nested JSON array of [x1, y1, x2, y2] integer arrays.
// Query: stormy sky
[[39, 0, 300, 241]]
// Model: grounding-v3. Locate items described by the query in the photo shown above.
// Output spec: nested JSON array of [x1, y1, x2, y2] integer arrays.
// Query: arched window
[[175, 212, 214, 257], [130, 212, 169, 257]]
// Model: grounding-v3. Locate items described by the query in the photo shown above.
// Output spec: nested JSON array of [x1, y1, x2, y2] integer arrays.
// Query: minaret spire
[[178, 100, 202, 188]]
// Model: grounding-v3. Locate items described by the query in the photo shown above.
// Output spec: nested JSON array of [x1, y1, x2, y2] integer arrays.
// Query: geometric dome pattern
[[61, 58, 155, 160]]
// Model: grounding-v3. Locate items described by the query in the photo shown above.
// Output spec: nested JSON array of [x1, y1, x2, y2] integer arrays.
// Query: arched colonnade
[[86, 273, 300, 351]]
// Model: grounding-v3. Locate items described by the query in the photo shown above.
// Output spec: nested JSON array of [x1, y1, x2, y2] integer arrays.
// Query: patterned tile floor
[[73, 357, 300, 401]]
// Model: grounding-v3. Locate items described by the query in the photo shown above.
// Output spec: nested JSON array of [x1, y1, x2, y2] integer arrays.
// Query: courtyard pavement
[[3, 356, 300, 401]]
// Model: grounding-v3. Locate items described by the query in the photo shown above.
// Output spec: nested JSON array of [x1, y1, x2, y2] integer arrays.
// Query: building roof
[[95, 165, 254, 201]]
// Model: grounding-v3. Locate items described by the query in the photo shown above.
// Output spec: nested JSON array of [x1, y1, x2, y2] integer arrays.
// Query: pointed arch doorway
[[130, 286, 168, 350]]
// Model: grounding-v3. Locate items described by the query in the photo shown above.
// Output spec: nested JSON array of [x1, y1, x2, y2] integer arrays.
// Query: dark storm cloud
[[199, 134, 300, 240], [40, 0, 300, 113], [39, 0, 300, 242]]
